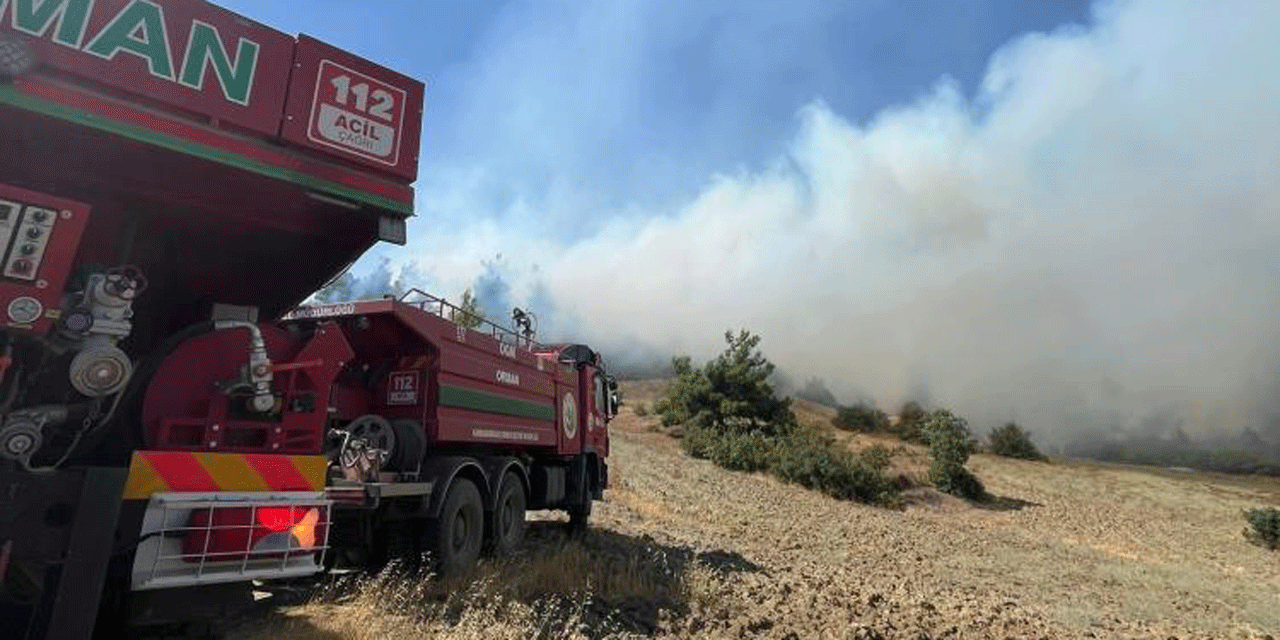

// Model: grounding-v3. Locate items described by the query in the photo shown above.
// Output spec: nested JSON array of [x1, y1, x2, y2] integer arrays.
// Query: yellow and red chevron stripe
[[123, 451, 328, 500]]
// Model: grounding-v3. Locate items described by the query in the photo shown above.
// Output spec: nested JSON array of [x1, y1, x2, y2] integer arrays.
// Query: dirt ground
[[236, 379, 1280, 640]]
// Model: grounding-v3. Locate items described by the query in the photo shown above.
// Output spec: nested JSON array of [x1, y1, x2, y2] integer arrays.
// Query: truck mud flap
[[0, 466, 127, 640]]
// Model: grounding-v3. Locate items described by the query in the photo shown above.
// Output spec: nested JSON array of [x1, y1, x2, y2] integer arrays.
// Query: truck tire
[[489, 471, 526, 556], [567, 463, 591, 536], [425, 477, 484, 576], [567, 499, 591, 536]]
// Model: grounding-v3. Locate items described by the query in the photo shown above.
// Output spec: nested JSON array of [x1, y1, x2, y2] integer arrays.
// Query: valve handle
[[103, 265, 149, 298]]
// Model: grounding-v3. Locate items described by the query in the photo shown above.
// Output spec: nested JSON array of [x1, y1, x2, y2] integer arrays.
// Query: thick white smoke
[[405, 0, 1280, 443]]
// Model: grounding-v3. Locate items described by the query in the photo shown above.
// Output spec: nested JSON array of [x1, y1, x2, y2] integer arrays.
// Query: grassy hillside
[[232, 379, 1280, 640]]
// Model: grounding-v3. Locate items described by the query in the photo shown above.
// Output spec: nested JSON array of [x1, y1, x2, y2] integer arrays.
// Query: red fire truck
[[0, 2, 615, 638]]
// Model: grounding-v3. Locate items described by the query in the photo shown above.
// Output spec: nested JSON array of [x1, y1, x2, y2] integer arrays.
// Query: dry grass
[[228, 379, 1280, 639], [230, 523, 734, 640]]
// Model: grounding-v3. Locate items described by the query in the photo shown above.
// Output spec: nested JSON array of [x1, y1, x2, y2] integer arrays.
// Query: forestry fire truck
[[0, 1, 616, 638]]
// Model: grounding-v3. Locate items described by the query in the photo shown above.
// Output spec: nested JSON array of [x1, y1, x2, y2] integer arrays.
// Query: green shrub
[[1243, 507, 1280, 550], [987, 422, 1048, 461], [890, 401, 930, 445], [858, 444, 893, 472], [682, 424, 898, 506], [682, 424, 777, 473], [930, 461, 985, 499], [833, 403, 890, 433], [772, 430, 898, 506], [923, 409, 985, 500], [659, 330, 899, 506], [633, 403, 649, 417], [679, 421, 714, 458]]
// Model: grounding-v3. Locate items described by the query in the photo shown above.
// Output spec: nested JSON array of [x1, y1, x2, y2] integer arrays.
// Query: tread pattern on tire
[[490, 470, 527, 556], [426, 477, 484, 576]]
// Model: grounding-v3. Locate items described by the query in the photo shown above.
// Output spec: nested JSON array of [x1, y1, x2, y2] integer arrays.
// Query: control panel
[[2, 203, 58, 280], [0, 184, 91, 333]]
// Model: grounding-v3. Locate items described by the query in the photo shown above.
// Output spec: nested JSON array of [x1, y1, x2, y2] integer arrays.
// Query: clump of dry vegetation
[[241, 527, 737, 640]]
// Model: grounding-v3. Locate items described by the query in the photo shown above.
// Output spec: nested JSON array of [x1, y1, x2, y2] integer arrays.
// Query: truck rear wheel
[[489, 471, 526, 556], [425, 477, 484, 577], [567, 499, 591, 536]]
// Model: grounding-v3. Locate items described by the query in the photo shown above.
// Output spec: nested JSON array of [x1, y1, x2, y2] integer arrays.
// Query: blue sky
[[223, 0, 1090, 240]]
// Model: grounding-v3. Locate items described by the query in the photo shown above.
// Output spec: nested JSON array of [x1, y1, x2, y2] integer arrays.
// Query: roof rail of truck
[[398, 288, 548, 352]]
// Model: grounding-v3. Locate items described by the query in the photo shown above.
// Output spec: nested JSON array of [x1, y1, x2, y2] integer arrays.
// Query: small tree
[[833, 403, 890, 433], [923, 409, 985, 500], [655, 355, 712, 429], [656, 330, 795, 439], [448, 288, 486, 329], [988, 422, 1049, 461]]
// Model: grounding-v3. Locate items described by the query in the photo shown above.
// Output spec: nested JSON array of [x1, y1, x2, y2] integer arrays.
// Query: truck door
[[584, 367, 607, 452]]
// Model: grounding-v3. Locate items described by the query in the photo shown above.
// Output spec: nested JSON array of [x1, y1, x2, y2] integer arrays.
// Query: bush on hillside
[[923, 409, 985, 500], [988, 422, 1049, 461], [832, 403, 890, 433], [633, 403, 649, 417], [660, 331, 896, 506], [447, 288, 486, 329], [858, 443, 893, 472], [772, 429, 899, 506], [1243, 507, 1280, 550], [898, 400, 927, 425], [655, 330, 795, 438], [682, 423, 777, 473], [682, 418, 898, 506], [891, 400, 930, 445]]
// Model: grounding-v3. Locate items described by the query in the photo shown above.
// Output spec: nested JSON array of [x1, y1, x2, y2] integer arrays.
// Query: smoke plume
[[403, 0, 1280, 445]]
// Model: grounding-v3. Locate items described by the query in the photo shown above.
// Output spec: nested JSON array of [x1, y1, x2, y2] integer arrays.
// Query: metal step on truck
[[0, 1, 617, 638]]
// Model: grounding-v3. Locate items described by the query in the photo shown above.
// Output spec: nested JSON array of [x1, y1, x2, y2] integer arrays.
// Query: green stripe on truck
[[0, 84, 413, 216], [438, 385, 556, 421]]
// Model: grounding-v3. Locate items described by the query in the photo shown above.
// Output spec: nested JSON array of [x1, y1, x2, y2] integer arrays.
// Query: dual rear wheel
[[426, 470, 527, 576], [422, 460, 596, 577]]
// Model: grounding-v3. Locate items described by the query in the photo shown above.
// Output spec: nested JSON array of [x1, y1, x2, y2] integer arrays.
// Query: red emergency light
[[183, 505, 326, 563]]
